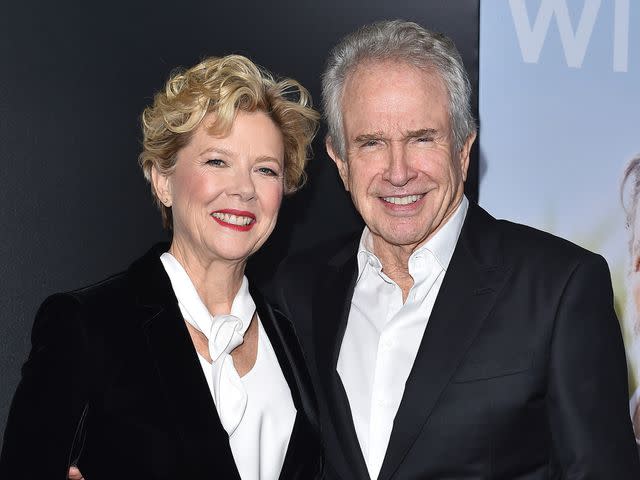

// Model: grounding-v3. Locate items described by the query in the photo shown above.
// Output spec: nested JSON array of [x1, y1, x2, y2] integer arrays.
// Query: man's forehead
[[341, 95, 449, 138], [341, 63, 447, 109], [344, 58, 443, 89]]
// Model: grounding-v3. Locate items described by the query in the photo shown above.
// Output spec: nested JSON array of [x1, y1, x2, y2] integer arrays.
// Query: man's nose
[[382, 145, 417, 187]]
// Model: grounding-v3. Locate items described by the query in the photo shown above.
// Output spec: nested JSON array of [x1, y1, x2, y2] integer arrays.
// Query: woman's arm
[[0, 294, 92, 479]]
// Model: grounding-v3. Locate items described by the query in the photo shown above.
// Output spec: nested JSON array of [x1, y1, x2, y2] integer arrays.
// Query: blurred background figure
[[621, 152, 640, 446]]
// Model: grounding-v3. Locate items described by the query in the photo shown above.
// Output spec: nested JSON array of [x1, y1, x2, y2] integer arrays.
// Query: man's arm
[[547, 254, 640, 477]]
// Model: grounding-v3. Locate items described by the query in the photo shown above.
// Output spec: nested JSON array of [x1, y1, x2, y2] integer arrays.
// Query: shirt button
[[381, 338, 393, 351]]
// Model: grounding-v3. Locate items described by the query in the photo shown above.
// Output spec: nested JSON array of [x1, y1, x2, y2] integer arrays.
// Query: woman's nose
[[229, 170, 256, 201]]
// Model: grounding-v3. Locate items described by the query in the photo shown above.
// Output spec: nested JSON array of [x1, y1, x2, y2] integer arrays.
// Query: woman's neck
[[168, 240, 246, 315]]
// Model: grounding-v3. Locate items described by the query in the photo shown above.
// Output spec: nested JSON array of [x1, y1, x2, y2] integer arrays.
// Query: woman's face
[[155, 110, 285, 265]]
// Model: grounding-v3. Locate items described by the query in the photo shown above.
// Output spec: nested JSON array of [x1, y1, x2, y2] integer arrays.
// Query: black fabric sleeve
[[547, 254, 640, 478], [0, 294, 92, 479]]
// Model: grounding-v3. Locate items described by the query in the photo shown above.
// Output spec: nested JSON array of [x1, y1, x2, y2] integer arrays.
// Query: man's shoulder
[[279, 231, 361, 277], [496, 217, 594, 257], [466, 203, 606, 277], [266, 232, 360, 307], [487, 214, 605, 275]]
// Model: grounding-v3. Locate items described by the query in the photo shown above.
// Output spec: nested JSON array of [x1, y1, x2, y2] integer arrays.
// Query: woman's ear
[[151, 165, 172, 207]]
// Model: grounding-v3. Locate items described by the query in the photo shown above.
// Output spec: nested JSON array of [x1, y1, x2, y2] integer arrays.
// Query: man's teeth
[[211, 212, 254, 226], [382, 194, 423, 205]]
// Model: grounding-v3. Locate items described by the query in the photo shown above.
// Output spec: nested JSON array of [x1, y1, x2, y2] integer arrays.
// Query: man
[[621, 153, 640, 446], [275, 20, 640, 479]]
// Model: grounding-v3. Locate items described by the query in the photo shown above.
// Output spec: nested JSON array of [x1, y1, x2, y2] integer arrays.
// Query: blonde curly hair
[[139, 55, 320, 229]]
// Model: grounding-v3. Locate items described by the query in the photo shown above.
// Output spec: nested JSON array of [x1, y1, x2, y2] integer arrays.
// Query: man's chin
[[371, 228, 431, 251]]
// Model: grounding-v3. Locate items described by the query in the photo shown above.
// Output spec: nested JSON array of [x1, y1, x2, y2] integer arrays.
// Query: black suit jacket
[[0, 244, 322, 479], [274, 202, 640, 479]]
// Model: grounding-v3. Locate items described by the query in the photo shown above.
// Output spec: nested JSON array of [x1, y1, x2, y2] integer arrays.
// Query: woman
[[0, 55, 321, 479]]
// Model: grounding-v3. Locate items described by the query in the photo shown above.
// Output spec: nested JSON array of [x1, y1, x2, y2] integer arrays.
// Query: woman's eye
[[257, 167, 278, 176], [206, 158, 226, 166]]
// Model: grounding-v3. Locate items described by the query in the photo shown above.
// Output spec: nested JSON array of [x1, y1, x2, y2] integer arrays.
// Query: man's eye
[[362, 140, 379, 147], [416, 137, 432, 143], [206, 158, 226, 166]]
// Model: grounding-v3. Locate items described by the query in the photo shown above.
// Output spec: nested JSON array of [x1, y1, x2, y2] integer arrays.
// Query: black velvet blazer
[[0, 244, 322, 479]]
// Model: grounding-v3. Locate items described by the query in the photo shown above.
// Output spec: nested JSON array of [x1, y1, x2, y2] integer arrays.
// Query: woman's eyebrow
[[198, 146, 235, 157]]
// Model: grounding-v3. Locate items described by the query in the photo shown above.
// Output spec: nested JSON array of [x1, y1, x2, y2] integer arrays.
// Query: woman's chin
[[203, 244, 258, 265]]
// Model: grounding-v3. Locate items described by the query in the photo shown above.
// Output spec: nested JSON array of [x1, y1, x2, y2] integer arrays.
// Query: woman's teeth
[[211, 213, 254, 226]]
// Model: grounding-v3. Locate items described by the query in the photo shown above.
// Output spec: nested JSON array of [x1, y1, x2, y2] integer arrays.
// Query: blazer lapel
[[252, 286, 322, 479], [313, 243, 370, 480], [377, 204, 512, 480], [253, 286, 319, 433], [130, 246, 241, 479]]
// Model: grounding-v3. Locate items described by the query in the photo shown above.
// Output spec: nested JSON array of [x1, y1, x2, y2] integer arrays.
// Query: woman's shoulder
[[38, 243, 169, 325], [31, 271, 134, 351], [39, 265, 135, 321], [58, 270, 131, 309]]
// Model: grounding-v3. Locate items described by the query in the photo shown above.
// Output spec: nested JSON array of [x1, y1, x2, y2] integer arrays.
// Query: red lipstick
[[210, 209, 256, 231]]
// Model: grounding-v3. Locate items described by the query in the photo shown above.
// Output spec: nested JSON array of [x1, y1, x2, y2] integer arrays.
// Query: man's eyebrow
[[354, 132, 386, 143], [405, 128, 438, 138]]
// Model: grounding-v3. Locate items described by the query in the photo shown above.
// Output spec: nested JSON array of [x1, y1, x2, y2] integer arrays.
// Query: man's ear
[[459, 131, 477, 182], [326, 136, 350, 191], [151, 165, 172, 207]]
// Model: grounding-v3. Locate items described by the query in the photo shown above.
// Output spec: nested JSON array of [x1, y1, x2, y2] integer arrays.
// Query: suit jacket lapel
[[313, 242, 371, 480], [130, 246, 241, 479], [377, 204, 511, 480]]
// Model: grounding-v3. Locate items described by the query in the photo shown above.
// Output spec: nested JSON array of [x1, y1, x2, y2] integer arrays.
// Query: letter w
[[509, 0, 601, 67]]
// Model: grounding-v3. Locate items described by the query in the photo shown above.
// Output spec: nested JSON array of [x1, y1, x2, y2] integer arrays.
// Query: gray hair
[[621, 154, 640, 254], [322, 19, 477, 159]]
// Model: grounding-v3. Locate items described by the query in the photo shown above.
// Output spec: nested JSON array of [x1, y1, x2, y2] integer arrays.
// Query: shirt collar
[[160, 252, 255, 334], [356, 195, 469, 280]]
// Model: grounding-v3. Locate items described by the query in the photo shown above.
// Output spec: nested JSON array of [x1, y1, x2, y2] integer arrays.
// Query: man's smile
[[381, 194, 424, 205]]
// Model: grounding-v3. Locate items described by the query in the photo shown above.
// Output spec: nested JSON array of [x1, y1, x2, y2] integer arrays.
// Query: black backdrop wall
[[0, 0, 479, 447]]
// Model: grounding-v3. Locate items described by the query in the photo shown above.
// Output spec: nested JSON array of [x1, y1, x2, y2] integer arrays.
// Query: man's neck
[[375, 245, 415, 302], [369, 196, 465, 301]]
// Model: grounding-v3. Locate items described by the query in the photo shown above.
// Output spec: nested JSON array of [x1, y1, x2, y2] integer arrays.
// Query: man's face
[[328, 60, 475, 253]]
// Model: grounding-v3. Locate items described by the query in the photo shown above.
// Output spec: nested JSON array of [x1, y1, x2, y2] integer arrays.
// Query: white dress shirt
[[337, 196, 468, 479], [160, 254, 296, 480]]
